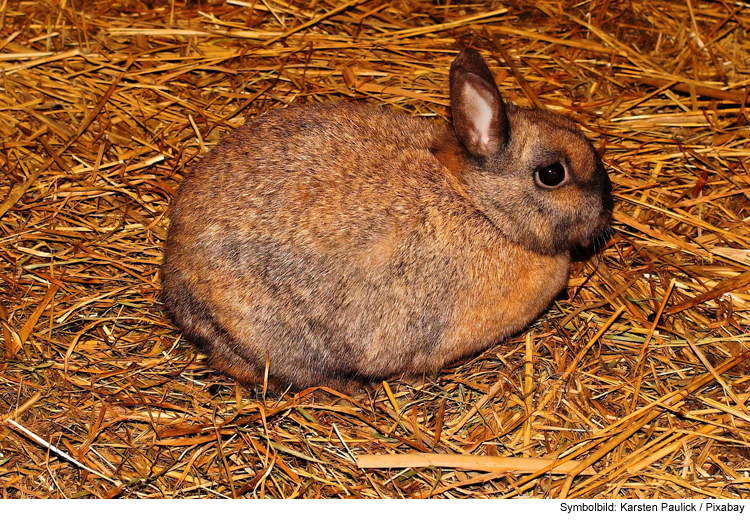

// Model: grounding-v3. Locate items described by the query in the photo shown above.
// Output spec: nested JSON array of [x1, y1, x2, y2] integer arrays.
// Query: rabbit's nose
[[597, 166, 614, 213]]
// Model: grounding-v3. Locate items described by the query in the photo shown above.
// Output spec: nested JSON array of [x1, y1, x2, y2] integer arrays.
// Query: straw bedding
[[1, 0, 749, 498]]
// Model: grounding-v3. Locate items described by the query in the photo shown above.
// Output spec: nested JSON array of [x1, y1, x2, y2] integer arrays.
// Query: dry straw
[[1, 0, 749, 498]]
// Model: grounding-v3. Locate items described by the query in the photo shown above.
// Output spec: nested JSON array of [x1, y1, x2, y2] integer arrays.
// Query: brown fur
[[162, 49, 613, 392]]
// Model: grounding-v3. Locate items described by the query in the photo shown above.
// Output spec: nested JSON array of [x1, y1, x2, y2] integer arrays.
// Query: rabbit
[[162, 48, 614, 392]]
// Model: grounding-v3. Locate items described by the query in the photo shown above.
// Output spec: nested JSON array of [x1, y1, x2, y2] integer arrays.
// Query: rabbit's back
[[163, 103, 570, 390]]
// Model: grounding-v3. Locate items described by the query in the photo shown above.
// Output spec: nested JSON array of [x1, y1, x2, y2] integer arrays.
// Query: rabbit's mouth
[[569, 210, 614, 261], [594, 204, 614, 236]]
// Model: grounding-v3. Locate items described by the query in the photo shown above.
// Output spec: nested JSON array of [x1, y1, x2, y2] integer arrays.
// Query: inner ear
[[456, 75, 503, 156], [449, 51, 509, 157]]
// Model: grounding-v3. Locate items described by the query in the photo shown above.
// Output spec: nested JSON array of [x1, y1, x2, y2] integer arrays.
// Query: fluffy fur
[[162, 49, 613, 391]]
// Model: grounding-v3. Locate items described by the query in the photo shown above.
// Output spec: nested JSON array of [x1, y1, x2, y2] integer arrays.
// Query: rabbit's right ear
[[449, 49, 509, 157]]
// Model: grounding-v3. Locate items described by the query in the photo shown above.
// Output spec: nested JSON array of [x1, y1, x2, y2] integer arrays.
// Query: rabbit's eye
[[535, 162, 567, 188]]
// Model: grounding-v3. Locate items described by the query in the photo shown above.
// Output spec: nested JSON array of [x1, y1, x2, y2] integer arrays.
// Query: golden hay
[[1, 0, 749, 498]]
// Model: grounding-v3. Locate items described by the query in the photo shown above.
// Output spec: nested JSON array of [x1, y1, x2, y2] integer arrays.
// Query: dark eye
[[535, 162, 567, 188]]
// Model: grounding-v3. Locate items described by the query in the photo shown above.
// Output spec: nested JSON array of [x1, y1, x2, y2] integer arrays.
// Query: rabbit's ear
[[449, 49, 509, 157]]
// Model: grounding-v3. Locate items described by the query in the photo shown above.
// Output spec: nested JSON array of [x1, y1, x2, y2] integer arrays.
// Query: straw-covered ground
[[1, 0, 749, 499]]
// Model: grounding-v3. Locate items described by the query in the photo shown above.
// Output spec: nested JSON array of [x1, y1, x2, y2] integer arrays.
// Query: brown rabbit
[[162, 48, 613, 392]]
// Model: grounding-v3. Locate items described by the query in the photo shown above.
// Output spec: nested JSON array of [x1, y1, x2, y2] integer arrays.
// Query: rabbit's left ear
[[450, 49, 509, 157]]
